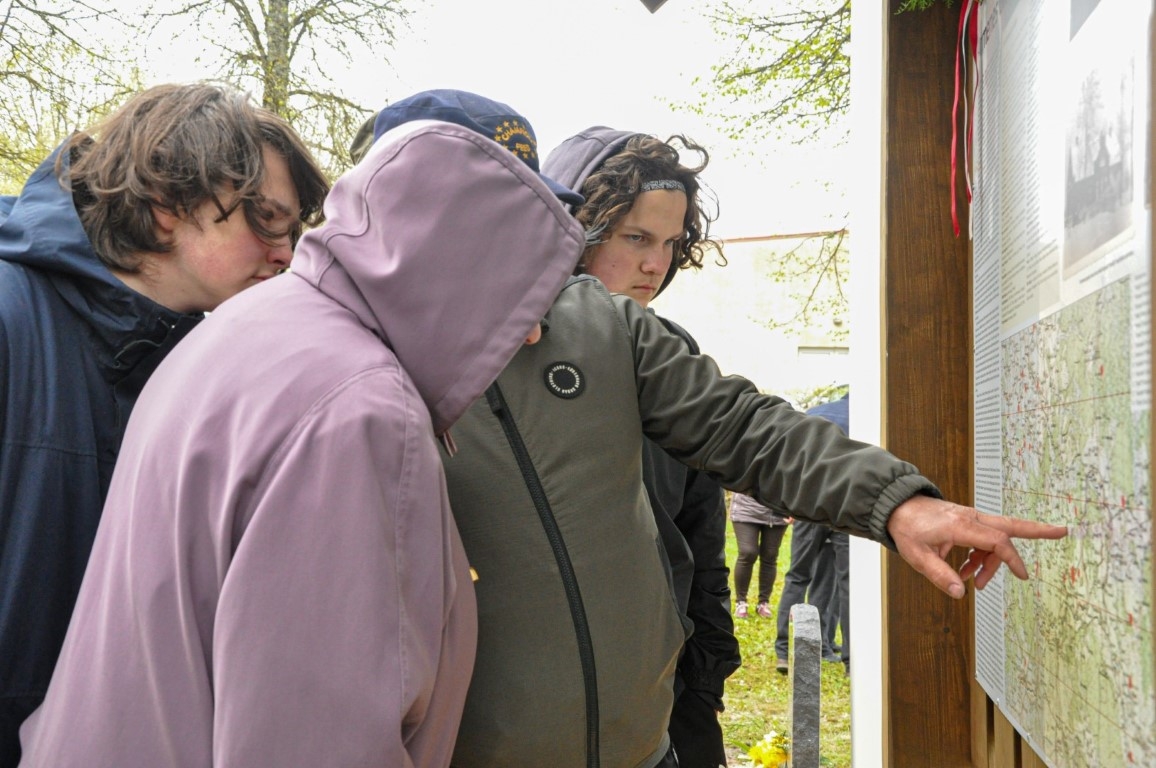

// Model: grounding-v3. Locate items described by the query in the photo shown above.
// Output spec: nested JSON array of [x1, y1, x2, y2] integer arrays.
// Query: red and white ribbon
[[952, 0, 980, 237]]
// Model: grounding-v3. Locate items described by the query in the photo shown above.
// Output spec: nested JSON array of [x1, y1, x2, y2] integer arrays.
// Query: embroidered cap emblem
[[544, 362, 584, 399], [493, 119, 538, 163]]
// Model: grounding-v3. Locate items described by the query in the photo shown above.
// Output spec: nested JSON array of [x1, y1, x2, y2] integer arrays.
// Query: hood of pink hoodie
[[291, 120, 585, 434]]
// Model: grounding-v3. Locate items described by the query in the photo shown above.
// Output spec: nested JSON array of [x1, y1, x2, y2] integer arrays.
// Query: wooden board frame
[[881, 2, 1155, 766]]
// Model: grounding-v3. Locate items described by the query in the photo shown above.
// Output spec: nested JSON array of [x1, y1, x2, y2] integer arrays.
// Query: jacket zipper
[[485, 382, 600, 768]]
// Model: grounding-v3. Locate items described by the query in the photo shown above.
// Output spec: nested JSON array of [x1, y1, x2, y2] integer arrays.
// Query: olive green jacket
[[441, 276, 939, 768]]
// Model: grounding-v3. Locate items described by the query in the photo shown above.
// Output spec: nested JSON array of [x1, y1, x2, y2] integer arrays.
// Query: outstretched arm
[[886, 495, 1068, 598]]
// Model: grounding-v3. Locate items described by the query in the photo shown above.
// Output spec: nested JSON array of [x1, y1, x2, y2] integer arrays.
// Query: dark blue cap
[[354, 89, 584, 206]]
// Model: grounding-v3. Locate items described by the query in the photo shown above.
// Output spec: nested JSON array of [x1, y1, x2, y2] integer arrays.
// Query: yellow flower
[[747, 731, 790, 767]]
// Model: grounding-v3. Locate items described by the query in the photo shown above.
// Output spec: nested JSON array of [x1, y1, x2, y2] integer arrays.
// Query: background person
[[0, 82, 327, 768], [17, 89, 584, 768], [810, 538, 846, 662], [729, 492, 790, 621], [775, 392, 852, 675]]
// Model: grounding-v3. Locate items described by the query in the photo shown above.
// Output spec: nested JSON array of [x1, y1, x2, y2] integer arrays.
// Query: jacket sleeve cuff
[[868, 474, 943, 551]]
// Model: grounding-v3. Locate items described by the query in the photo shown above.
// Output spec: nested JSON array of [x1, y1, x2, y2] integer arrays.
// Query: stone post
[[788, 602, 821, 768]]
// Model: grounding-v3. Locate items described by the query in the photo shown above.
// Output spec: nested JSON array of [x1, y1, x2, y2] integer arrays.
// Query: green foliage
[[142, 0, 412, 178], [683, 1, 852, 359], [721, 522, 851, 767], [686, 0, 849, 146], [896, 0, 955, 12]]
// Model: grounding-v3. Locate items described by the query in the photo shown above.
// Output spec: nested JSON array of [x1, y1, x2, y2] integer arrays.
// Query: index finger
[[974, 511, 1068, 540]]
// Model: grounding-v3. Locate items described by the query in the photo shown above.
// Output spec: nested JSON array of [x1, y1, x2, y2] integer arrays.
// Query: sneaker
[[756, 602, 772, 619], [775, 657, 788, 675], [735, 601, 748, 619]]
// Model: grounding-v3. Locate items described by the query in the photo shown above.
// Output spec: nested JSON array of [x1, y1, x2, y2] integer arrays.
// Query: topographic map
[[1001, 277, 1154, 767]]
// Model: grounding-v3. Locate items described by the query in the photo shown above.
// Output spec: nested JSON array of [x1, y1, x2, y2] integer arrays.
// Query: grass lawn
[[719, 519, 851, 768]]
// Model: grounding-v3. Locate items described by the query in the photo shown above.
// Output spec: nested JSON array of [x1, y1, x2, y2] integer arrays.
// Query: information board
[[971, 0, 1155, 765]]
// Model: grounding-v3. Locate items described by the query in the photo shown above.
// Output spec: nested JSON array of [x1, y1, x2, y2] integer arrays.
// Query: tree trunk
[[263, 0, 290, 116]]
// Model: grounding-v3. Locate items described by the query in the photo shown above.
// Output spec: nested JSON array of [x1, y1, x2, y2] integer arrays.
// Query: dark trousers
[[668, 688, 727, 767], [731, 521, 786, 604], [810, 539, 837, 649], [808, 532, 850, 661], [774, 521, 850, 663]]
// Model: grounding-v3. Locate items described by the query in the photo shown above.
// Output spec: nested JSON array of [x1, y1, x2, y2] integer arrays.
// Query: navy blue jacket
[[0, 149, 200, 765], [807, 393, 849, 434]]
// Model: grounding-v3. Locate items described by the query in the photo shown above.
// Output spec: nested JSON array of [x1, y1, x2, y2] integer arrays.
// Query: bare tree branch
[[0, 1, 140, 192], [746, 222, 850, 340], [138, 0, 410, 177]]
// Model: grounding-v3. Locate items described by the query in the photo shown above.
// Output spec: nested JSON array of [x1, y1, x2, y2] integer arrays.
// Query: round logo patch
[[544, 361, 584, 399]]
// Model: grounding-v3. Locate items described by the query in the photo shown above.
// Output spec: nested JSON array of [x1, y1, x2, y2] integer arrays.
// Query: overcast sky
[[368, 0, 848, 239], [142, 0, 846, 239]]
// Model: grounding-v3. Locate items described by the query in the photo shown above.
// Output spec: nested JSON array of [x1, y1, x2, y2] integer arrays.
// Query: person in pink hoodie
[[17, 90, 585, 768]]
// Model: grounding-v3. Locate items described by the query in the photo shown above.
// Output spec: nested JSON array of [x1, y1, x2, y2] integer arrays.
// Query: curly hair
[[574, 134, 724, 274], [58, 82, 329, 273]]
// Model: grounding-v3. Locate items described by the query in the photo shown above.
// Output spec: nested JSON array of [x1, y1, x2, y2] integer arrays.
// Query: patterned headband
[[640, 179, 686, 193]]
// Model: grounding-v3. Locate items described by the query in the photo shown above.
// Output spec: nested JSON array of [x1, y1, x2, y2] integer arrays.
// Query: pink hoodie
[[18, 121, 583, 767]]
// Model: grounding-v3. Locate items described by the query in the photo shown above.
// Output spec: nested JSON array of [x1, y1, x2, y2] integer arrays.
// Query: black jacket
[[642, 316, 739, 705]]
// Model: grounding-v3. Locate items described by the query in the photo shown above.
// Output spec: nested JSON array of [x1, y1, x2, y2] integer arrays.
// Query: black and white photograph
[[1062, 50, 1134, 275]]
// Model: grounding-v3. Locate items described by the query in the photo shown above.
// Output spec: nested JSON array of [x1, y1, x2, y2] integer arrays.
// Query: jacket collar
[[0, 144, 201, 382]]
